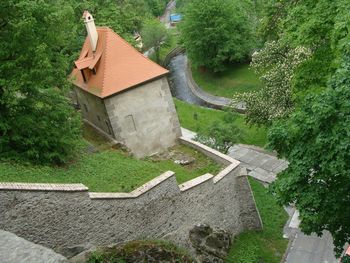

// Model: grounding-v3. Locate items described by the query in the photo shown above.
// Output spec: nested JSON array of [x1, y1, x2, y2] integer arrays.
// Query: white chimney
[[83, 11, 98, 52]]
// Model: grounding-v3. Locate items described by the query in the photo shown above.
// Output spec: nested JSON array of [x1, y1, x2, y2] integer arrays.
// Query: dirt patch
[[149, 144, 221, 171]]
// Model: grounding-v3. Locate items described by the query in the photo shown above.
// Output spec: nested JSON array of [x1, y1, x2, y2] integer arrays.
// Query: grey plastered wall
[[74, 88, 114, 137], [0, 167, 261, 257], [104, 77, 182, 157]]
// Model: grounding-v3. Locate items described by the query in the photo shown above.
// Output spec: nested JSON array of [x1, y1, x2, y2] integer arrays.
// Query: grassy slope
[[192, 63, 262, 98], [226, 177, 289, 263], [175, 99, 267, 147], [0, 125, 220, 192]]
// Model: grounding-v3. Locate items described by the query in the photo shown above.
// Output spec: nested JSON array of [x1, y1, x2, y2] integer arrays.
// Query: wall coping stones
[[179, 136, 240, 165], [89, 171, 175, 199], [179, 173, 214, 192], [213, 163, 239, 184], [0, 138, 241, 198], [0, 183, 88, 192]]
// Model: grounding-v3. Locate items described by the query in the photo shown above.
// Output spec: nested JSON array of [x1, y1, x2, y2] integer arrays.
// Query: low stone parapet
[[0, 138, 262, 258]]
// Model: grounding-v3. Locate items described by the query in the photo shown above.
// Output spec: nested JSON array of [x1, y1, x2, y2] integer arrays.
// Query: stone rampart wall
[[0, 138, 262, 257]]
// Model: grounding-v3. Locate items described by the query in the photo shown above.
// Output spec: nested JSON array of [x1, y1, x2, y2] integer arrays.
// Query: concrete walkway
[[228, 144, 288, 183]]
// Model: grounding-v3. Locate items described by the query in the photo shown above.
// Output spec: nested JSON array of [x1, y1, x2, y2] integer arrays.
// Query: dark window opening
[[83, 104, 88, 112], [81, 70, 87, 82], [97, 115, 101, 121]]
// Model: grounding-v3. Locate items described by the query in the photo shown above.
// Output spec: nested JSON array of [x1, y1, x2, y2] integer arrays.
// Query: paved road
[[286, 230, 337, 263], [180, 128, 338, 263], [159, 0, 176, 28], [169, 54, 208, 105]]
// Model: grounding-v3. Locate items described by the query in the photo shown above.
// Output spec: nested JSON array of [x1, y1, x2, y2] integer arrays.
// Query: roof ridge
[[101, 30, 108, 96]]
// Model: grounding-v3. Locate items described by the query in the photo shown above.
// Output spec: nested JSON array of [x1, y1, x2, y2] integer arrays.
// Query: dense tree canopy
[[268, 55, 350, 255], [141, 19, 169, 63], [179, 0, 257, 72], [145, 0, 169, 17], [260, 0, 350, 254], [242, 0, 350, 126], [0, 0, 81, 164]]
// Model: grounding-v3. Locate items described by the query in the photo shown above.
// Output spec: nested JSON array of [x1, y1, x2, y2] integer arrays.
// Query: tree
[[145, 0, 168, 17], [268, 55, 350, 255], [195, 111, 242, 154], [0, 0, 81, 165], [141, 19, 169, 63], [179, 0, 256, 72], [259, 0, 349, 94], [237, 0, 350, 126], [234, 41, 311, 126]]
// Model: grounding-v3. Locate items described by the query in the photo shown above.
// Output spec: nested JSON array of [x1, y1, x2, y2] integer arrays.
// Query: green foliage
[[268, 56, 350, 255], [87, 240, 194, 263], [342, 255, 350, 263], [235, 41, 311, 126], [179, 0, 256, 72], [145, 0, 168, 17], [226, 178, 288, 263], [175, 99, 267, 147], [141, 19, 169, 63], [150, 28, 181, 64], [195, 110, 243, 154], [260, 0, 350, 94], [72, 0, 151, 46], [0, 0, 81, 165]]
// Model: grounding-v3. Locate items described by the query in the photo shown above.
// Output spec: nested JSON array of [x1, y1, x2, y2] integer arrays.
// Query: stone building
[[70, 11, 181, 157]]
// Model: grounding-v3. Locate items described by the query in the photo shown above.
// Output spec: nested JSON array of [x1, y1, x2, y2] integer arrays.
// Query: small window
[[83, 104, 88, 112], [125, 115, 136, 133], [97, 115, 101, 121]]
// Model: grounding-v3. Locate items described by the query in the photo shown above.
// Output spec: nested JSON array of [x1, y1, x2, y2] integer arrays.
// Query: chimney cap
[[83, 10, 94, 22]]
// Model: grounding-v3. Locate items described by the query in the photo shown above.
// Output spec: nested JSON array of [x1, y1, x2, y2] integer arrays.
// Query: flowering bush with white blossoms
[[234, 41, 311, 126]]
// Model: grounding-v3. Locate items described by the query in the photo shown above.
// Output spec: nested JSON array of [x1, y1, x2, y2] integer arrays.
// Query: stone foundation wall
[[0, 139, 262, 257]]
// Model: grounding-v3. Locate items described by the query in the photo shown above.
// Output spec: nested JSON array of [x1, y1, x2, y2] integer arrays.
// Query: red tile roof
[[70, 27, 169, 98]]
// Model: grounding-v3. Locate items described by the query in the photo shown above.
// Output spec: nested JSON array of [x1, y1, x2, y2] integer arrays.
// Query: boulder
[[189, 224, 231, 262]]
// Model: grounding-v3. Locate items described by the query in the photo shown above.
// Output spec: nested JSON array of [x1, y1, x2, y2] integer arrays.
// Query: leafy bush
[[195, 110, 243, 153]]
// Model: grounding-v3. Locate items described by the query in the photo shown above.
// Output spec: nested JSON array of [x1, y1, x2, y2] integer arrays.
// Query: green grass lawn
[[175, 99, 267, 147], [0, 124, 221, 192], [191, 63, 262, 98], [226, 177, 289, 263]]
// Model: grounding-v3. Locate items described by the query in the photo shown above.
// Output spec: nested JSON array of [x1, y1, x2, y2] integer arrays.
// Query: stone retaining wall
[[0, 138, 262, 257], [186, 61, 246, 112]]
